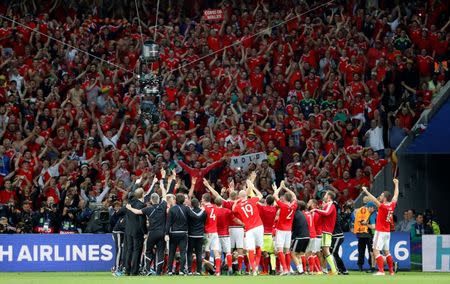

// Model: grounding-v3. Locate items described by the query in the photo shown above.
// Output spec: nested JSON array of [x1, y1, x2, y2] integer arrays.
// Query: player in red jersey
[[273, 182, 298, 275], [257, 194, 278, 275], [203, 179, 246, 274], [362, 178, 399, 276], [306, 199, 322, 274], [232, 177, 264, 276], [201, 193, 222, 275], [303, 206, 317, 274], [214, 197, 234, 275], [312, 191, 338, 275]]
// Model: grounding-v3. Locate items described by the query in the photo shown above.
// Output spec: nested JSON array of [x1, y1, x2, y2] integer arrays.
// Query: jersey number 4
[[210, 209, 216, 221]]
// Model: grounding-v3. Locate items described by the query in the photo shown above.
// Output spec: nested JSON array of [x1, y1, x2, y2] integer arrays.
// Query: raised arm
[[97, 182, 111, 203], [392, 178, 399, 202], [203, 159, 223, 173], [96, 122, 105, 138], [188, 177, 197, 198], [144, 176, 158, 197], [202, 178, 223, 200], [272, 182, 281, 201], [245, 175, 263, 200], [280, 180, 297, 202], [361, 186, 381, 207]]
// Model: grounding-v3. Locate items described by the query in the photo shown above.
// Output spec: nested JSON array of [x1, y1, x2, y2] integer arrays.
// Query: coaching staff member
[[126, 180, 168, 275], [124, 188, 147, 276], [187, 197, 206, 275], [165, 193, 190, 275]]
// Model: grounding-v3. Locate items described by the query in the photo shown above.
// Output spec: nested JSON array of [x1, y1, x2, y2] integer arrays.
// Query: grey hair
[[151, 193, 160, 204]]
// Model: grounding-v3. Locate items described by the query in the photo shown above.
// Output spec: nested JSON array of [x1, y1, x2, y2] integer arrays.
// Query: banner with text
[[229, 152, 267, 170], [423, 235, 450, 272], [203, 9, 224, 21], [0, 234, 115, 272], [0, 233, 410, 272], [339, 232, 411, 270]]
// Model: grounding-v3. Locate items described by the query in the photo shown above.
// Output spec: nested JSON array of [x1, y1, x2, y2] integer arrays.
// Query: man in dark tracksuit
[[110, 204, 126, 274], [331, 200, 348, 274], [186, 198, 206, 275], [124, 188, 147, 276], [290, 201, 310, 274], [127, 192, 167, 275], [165, 193, 190, 275]]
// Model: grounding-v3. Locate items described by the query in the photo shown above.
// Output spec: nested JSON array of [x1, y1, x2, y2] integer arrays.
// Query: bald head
[[238, 190, 247, 199]]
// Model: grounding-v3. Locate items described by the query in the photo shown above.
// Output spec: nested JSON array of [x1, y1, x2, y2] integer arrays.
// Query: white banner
[[422, 235, 450, 272], [203, 9, 224, 21], [229, 152, 267, 170]]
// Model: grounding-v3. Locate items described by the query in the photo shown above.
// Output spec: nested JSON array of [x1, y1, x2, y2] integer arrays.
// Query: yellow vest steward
[[354, 207, 370, 234]]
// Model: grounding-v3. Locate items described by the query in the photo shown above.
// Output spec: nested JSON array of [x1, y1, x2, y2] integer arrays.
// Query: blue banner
[[340, 232, 411, 270], [0, 232, 410, 272], [0, 234, 115, 272]]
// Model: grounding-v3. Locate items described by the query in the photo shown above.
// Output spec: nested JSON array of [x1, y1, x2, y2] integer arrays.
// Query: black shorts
[[290, 238, 310, 253]]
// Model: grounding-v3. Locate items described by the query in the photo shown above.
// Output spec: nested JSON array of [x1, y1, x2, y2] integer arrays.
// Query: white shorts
[[230, 227, 245, 249], [245, 225, 264, 251], [306, 238, 320, 253], [373, 231, 390, 251], [219, 236, 231, 253], [275, 230, 292, 249], [204, 233, 220, 251]]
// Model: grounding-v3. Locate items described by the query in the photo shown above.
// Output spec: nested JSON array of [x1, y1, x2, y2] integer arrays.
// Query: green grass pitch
[[1, 272, 450, 284]]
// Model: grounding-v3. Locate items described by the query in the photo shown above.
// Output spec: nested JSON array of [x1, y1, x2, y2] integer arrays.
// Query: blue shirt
[[0, 155, 10, 176]]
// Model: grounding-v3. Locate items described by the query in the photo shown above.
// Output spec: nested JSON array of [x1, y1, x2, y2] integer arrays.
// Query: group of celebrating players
[[113, 169, 399, 277]]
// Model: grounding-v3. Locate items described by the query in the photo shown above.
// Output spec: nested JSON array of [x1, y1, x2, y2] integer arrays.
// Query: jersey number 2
[[286, 210, 293, 220]]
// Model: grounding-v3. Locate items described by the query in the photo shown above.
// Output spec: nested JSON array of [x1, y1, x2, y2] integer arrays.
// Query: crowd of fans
[[0, 0, 449, 234]]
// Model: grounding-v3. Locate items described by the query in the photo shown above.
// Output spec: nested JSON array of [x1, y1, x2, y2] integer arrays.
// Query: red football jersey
[[275, 200, 298, 231], [313, 211, 322, 236], [376, 201, 397, 232], [233, 197, 263, 231], [257, 203, 278, 234], [314, 201, 336, 234], [223, 200, 243, 227], [216, 207, 232, 236], [304, 211, 317, 238], [204, 203, 218, 234]]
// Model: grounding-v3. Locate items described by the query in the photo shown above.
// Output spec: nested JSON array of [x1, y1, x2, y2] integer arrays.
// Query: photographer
[[59, 185, 82, 235], [12, 200, 34, 233], [0, 216, 16, 234], [411, 213, 434, 242], [59, 206, 80, 234], [424, 209, 441, 235], [341, 200, 354, 233], [32, 197, 59, 233]]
